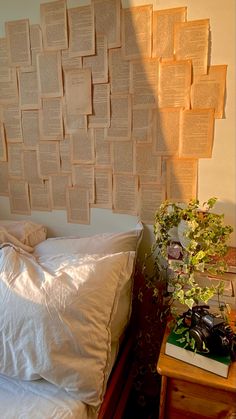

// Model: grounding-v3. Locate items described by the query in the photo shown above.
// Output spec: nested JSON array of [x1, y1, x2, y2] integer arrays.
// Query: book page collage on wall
[[0, 0, 227, 224]]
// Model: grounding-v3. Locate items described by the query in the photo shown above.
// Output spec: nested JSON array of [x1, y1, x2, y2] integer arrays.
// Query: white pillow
[[0, 245, 135, 407], [0, 220, 47, 248]]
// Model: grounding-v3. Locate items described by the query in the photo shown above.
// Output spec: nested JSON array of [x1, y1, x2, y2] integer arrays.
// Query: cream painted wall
[[0, 0, 235, 249]]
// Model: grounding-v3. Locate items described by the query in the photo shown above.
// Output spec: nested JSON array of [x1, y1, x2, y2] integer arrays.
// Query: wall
[[0, 0, 235, 249]]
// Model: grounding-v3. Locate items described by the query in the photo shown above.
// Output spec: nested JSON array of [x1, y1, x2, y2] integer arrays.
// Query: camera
[[182, 305, 236, 360]]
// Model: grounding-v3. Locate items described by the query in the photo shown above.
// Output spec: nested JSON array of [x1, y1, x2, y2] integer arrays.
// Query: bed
[[0, 220, 143, 418]]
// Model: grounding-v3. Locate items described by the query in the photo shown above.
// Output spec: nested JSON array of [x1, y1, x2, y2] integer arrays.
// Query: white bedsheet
[[0, 374, 96, 419]]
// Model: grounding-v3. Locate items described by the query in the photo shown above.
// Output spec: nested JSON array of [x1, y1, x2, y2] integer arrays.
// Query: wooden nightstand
[[157, 313, 236, 419]]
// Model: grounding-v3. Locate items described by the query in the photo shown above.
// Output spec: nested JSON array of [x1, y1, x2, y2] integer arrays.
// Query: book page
[[94, 0, 120, 48], [29, 24, 43, 50], [88, 84, 110, 128], [66, 186, 90, 225], [72, 164, 95, 203], [106, 95, 131, 140], [22, 110, 40, 149], [92, 167, 112, 209], [83, 34, 108, 84], [63, 108, 87, 134], [139, 183, 165, 224], [59, 137, 72, 173], [0, 162, 9, 196], [22, 149, 42, 184], [109, 48, 130, 95], [49, 173, 71, 209], [39, 98, 63, 140], [9, 179, 31, 215], [0, 37, 11, 82], [0, 122, 7, 161], [179, 108, 215, 158], [153, 107, 181, 156], [166, 158, 198, 202], [5, 19, 31, 67], [135, 142, 162, 184], [64, 68, 92, 115], [18, 68, 40, 110], [37, 51, 63, 98], [68, 5, 95, 57], [71, 129, 95, 164], [122, 5, 152, 60], [113, 174, 138, 215], [112, 141, 133, 174], [94, 128, 111, 167], [174, 19, 209, 76], [29, 181, 51, 211], [191, 65, 227, 119], [130, 59, 159, 109], [2, 105, 23, 142], [152, 7, 186, 59], [37, 141, 60, 178], [158, 60, 191, 108], [40, 0, 68, 50], [0, 68, 18, 104], [61, 49, 82, 71], [132, 107, 152, 143]]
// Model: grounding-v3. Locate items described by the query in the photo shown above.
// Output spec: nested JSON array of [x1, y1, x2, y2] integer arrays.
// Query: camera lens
[[189, 326, 209, 352]]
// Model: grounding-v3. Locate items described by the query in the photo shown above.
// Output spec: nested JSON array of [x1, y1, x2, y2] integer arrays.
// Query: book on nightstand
[[165, 330, 232, 378]]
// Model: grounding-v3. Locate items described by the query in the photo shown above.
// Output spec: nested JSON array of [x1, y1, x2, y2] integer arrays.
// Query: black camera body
[[182, 305, 236, 360]]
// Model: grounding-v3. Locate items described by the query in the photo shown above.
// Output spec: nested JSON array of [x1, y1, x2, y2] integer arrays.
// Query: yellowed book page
[[153, 107, 181, 156], [64, 68, 92, 115], [18, 69, 40, 110], [40, 0, 68, 51], [94, 0, 120, 49], [134, 143, 162, 184], [61, 49, 82, 71], [22, 149, 42, 184], [179, 108, 215, 158], [29, 181, 51, 211], [174, 19, 209, 76], [139, 183, 165, 224], [39, 98, 63, 140], [72, 164, 94, 204], [68, 5, 95, 57], [5, 19, 31, 67], [0, 68, 18, 104], [63, 109, 87, 134], [66, 186, 90, 225], [191, 65, 227, 119], [59, 136, 72, 173], [83, 34, 108, 84], [152, 7, 186, 59], [9, 179, 31, 215], [132, 107, 152, 143], [37, 141, 60, 178], [0, 123, 7, 161], [49, 173, 71, 209], [112, 141, 133, 175], [130, 59, 159, 109], [0, 38, 11, 82], [22, 110, 40, 149], [37, 51, 63, 98], [113, 174, 138, 215], [166, 158, 198, 202], [109, 48, 130, 95], [122, 5, 152, 60], [2, 105, 23, 143], [158, 60, 191, 108], [71, 129, 95, 164], [106, 95, 131, 140], [94, 128, 111, 167], [30, 24, 43, 50], [92, 167, 113, 209], [0, 162, 9, 196], [88, 84, 110, 128]]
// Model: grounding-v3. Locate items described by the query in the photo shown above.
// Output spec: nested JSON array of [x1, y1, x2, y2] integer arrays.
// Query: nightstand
[[157, 313, 236, 419]]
